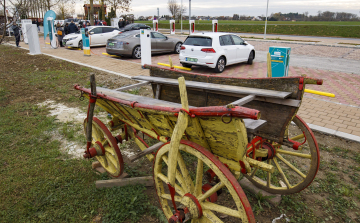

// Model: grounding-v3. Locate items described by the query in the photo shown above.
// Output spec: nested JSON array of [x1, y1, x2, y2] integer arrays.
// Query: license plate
[[186, 57, 197, 62], [108, 43, 114, 46]]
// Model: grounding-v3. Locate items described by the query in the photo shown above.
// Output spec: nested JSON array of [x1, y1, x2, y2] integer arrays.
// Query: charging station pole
[[140, 29, 151, 68]]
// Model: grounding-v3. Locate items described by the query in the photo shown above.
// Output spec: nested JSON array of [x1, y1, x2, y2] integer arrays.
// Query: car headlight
[[67, 37, 77, 41]]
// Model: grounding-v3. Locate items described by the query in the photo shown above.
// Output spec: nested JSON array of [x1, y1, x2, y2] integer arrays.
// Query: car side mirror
[[89, 31, 94, 35]]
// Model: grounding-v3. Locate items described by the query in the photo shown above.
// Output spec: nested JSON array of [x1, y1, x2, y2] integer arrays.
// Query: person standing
[[64, 23, 70, 35], [56, 23, 65, 47], [11, 21, 21, 47], [68, 20, 78, 34], [36, 20, 40, 32]]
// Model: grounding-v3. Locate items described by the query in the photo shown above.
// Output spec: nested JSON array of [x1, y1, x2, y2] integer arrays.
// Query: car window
[[231, 35, 244, 45], [183, 36, 212, 46], [152, 32, 166, 39], [219, 35, 233, 46], [91, 27, 102, 34], [135, 34, 140, 38], [114, 32, 137, 39], [102, 27, 115, 33]]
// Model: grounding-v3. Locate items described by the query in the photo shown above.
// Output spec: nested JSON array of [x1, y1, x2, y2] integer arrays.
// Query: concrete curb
[[5, 42, 360, 143]]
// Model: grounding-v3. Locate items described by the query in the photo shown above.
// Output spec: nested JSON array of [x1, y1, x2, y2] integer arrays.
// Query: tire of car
[[182, 63, 192, 68], [174, 42, 182, 54], [247, 50, 254, 65], [132, 45, 141, 59], [214, 56, 226, 73], [79, 40, 83, 50]]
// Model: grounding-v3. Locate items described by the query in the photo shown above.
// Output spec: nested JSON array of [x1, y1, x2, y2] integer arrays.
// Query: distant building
[[83, 4, 107, 19]]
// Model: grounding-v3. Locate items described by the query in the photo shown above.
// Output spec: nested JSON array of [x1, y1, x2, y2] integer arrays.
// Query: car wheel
[[79, 40, 83, 50], [132, 45, 141, 59], [247, 51, 254, 65], [182, 63, 192, 68], [174, 42, 182, 54], [214, 56, 226, 73]]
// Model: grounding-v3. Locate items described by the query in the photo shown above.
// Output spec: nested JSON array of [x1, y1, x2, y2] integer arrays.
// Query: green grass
[[0, 45, 159, 222], [137, 20, 360, 38]]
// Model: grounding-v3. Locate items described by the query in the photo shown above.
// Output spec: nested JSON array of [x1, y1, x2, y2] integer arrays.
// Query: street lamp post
[[189, 0, 191, 34], [264, 0, 269, 39], [181, 0, 183, 33]]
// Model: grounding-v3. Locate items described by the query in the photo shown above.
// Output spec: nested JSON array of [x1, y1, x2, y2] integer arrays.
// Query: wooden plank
[[95, 176, 154, 188], [114, 81, 150, 91], [243, 119, 267, 133], [228, 95, 256, 108], [92, 161, 101, 169], [132, 76, 292, 99], [155, 84, 161, 99], [129, 142, 165, 162]]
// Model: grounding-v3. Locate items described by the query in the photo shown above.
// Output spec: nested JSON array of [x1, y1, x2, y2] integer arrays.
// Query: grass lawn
[[1, 44, 360, 222], [137, 20, 360, 38]]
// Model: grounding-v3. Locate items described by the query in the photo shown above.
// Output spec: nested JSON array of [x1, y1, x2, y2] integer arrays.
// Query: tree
[[233, 14, 239, 20], [55, 0, 74, 19], [167, 0, 179, 19], [107, 0, 131, 17], [0, 0, 6, 44]]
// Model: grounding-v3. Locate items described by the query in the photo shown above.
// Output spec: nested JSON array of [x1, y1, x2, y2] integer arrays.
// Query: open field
[[137, 20, 360, 38], [1, 45, 360, 222]]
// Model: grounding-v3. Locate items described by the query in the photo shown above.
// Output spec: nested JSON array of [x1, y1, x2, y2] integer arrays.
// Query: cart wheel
[[245, 115, 320, 194], [84, 117, 124, 177], [154, 140, 255, 223]]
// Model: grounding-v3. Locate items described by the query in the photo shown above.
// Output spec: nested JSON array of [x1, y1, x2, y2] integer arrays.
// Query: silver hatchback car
[[106, 30, 182, 58]]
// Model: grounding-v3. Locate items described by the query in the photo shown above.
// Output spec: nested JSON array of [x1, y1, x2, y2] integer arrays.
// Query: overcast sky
[[76, 0, 360, 18]]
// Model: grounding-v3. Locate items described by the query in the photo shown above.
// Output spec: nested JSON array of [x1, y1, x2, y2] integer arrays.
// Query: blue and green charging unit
[[81, 28, 90, 56], [269, 47, 291, 77]]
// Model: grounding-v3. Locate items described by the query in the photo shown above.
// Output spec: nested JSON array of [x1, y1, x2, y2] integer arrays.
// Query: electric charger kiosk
[[170, 20, 175, 35], [140, 29, 151, 68], [21, 19, 32, 44], [189, 20, 195, 34], [153, 20, 158, 32], [27, 24, 41, 55], [47, 17, 57, 48], [81, 28, 91, 56], [212, 20, 218, 32]]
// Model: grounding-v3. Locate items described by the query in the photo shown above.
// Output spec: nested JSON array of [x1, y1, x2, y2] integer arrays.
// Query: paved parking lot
[[16, 34, 360, 137]]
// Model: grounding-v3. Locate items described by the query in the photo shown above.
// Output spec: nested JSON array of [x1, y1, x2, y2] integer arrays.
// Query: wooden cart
[[75, 65, 323, 222]]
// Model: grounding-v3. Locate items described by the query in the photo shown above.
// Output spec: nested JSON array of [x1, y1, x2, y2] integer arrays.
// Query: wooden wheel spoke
[[162, 155, 188, 194], [267, 159, 271, 187], [250, 167, 258, 177], [160, 194, 182, 202], [273, 157, 291, 189], [156, 173, 185, 196], [177, 152, 195, 193], [290, 133, 304, 141], [104, 145, 115, 155], [105, 153, 118, 168], [276, 154, 306, 179], [194, 159, 204, 196], [202, 210, 224, 223], [277, 149, 311, 159], [201, 201, 242, 219], [198, 181, 224, 202]]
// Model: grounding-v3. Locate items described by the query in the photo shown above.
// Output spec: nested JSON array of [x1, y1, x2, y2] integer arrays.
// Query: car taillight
[[180, 46, 186, 50], [201, 48, 216, 53], [118, 32, 122, 34]]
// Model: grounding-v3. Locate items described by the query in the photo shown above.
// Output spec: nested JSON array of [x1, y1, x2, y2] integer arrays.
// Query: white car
[[63, 26, 120, 49], [179, 32, 255, 73]]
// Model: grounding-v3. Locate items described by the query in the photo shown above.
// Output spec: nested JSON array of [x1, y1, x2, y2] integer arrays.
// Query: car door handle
[[224, 49, 227, 50]]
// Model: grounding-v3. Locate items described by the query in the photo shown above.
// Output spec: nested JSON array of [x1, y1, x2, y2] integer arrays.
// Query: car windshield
[[183, 36, 212, 46]]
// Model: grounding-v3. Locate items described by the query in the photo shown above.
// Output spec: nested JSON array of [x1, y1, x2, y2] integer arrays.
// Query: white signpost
[[27, 24, 42, 55], [21, 19, 32, 44], [111, 18, 120, 28], [140, 29, 151, 68], [170, 20, 175, 35]]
